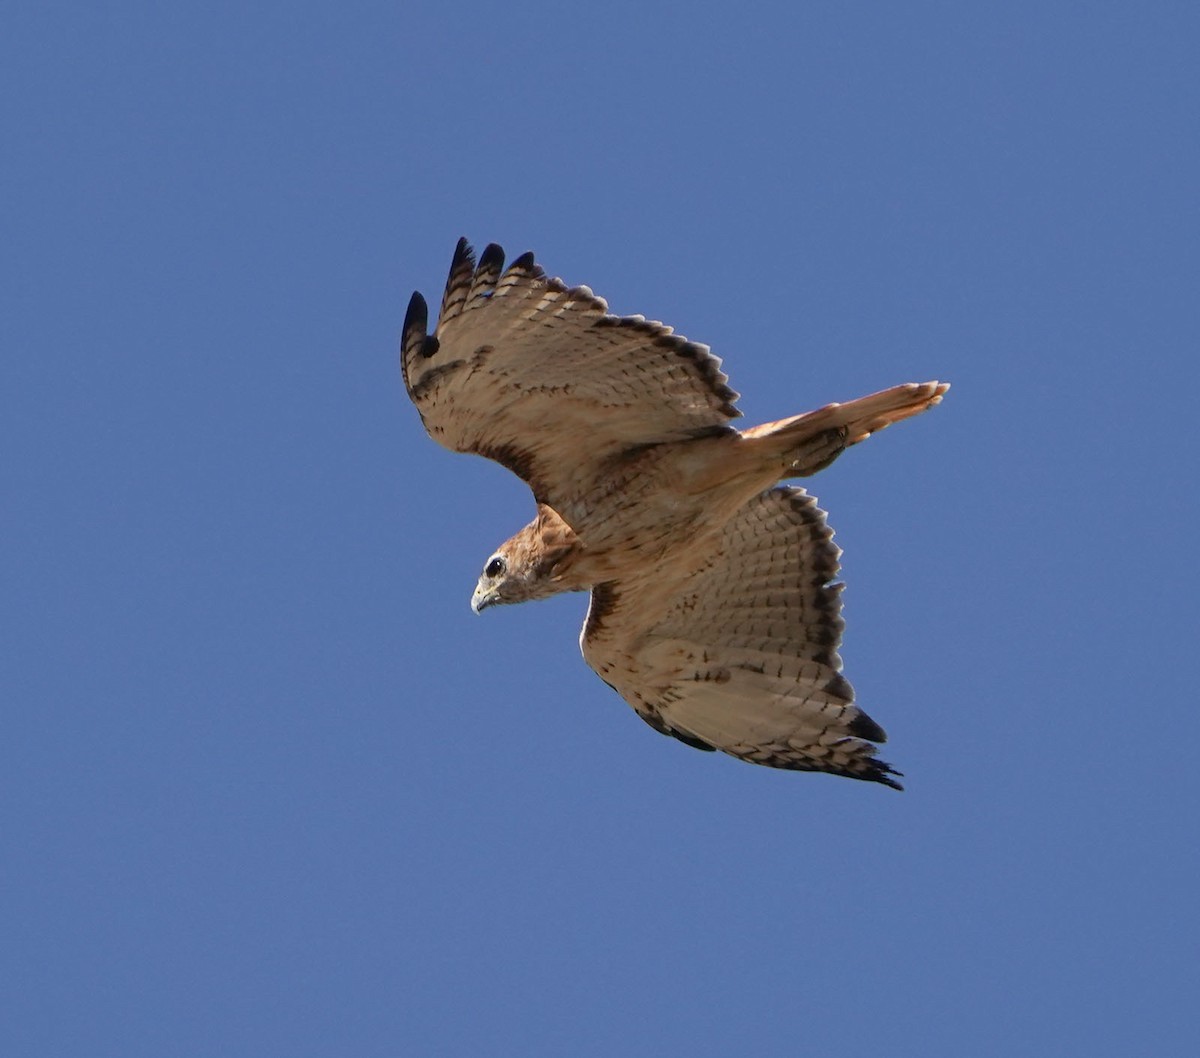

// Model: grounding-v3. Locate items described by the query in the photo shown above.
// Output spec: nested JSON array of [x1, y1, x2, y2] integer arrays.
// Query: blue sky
[[3, 2, 1197, 1055]]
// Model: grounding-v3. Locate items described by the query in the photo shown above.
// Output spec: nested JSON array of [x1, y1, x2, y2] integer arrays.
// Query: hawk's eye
[[484, 556, 506, 579]]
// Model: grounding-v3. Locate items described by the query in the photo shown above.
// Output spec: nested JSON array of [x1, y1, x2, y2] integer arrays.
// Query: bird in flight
[[401, 239, 946, 788]]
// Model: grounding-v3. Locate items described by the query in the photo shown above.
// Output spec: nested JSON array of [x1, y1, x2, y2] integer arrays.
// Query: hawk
[[402, 239, 947, 789]]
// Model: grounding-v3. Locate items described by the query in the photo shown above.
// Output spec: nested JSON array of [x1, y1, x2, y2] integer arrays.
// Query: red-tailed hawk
[[402, 239, 947, 789]]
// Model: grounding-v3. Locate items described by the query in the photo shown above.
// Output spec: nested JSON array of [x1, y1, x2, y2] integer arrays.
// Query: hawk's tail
[[741, 381, 948, 478]]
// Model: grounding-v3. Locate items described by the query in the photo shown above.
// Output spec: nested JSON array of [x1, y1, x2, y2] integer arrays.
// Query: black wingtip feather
[[438, 238, 479, 323], [875, 768, 905, 792], [847, 711, 888, 744], [403, 290, 427, 338], [479, 242, 506, 272], [508, 250, 544, 279], [401, 291, 429, 368], [401, 291, 439, 366], [447, 237, 476, 285]]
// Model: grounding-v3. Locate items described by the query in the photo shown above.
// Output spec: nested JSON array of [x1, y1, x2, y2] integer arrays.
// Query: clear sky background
[[3, 2, 1197, 1056]]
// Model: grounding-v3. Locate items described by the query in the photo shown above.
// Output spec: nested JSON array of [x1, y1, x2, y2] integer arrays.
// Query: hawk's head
[[471, 504, 582, 613]]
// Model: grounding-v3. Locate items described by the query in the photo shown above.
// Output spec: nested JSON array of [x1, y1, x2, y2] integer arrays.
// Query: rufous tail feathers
[[741, 381, 948, 477]]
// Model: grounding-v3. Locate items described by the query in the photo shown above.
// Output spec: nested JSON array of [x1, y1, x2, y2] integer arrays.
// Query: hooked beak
[[471, 582, 499, 614]]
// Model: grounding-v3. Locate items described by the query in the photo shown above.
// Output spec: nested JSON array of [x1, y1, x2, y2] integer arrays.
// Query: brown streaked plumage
[[403, 238, 948, 789]]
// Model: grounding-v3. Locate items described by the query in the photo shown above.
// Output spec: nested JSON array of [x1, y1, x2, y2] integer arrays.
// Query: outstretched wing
[[402, 239, 740, 507], [581, 487, 901, 788]]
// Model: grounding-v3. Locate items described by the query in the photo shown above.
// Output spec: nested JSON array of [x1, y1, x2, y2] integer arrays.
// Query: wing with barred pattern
[[402, 239, 740, 507], [581, 487, 901, 789]]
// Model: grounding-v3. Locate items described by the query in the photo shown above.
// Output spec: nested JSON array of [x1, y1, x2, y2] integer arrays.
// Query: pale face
[[469, 540, 569, 612], [469, 511, 583, 613], [470, 552, 511, 613]]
